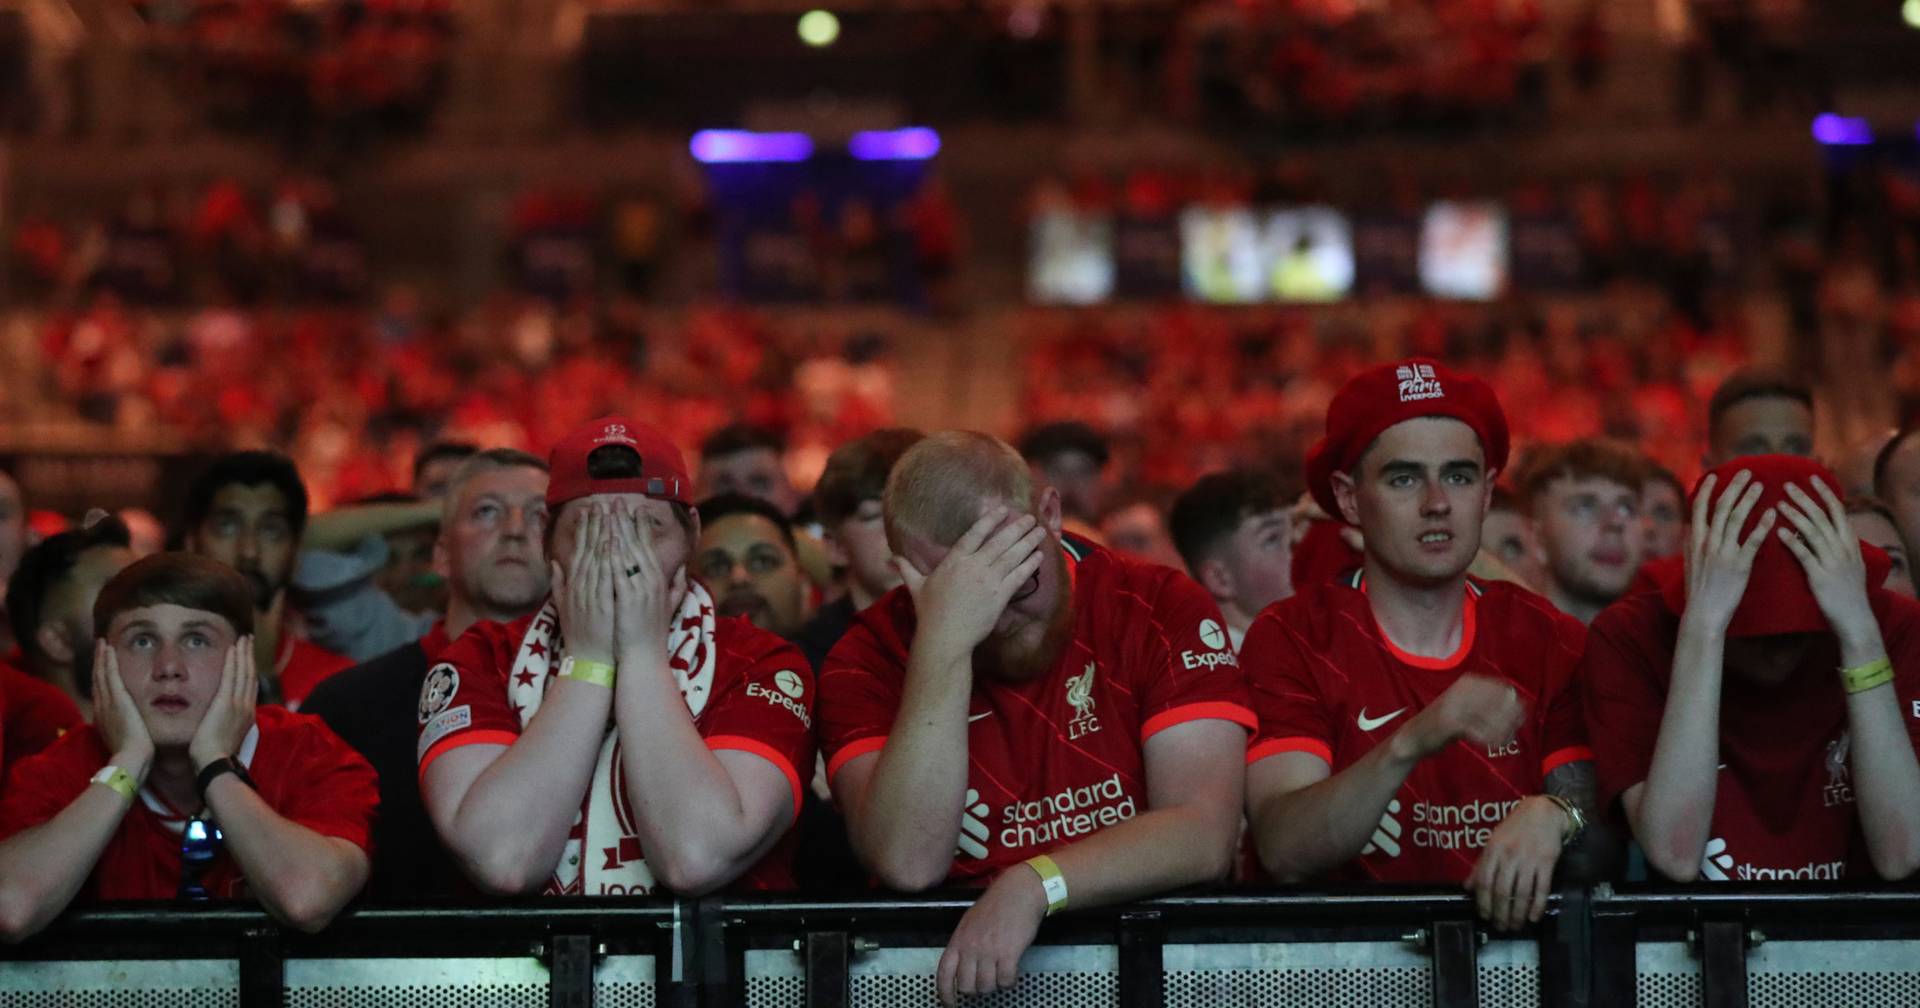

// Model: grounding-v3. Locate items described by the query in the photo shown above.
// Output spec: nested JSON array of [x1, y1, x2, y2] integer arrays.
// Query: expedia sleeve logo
[[746, 670, 811, 728], [419, 664, 460, 724], [1182, 618, 1239, 670]]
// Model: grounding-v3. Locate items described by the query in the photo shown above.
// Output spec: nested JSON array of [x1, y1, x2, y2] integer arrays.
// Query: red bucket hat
[[546, 415, 692, 509], [1305, 358, 1510, 519], [1648, 454, 1890, 637]]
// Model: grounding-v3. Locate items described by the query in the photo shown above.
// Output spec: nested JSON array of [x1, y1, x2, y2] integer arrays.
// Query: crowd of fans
[[1016, 292, 1748, 505], [8, 177, 370, 307], [1169, 0, 1561, 132], [1020, 160, 1920, 500], [0, 356, 1917, 1006], [133, 0, 455, 147], [0, 290, 897, 512]]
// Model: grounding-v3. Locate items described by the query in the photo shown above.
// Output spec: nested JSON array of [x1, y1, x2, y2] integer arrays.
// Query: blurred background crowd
[[0, 0, 1910, 524]]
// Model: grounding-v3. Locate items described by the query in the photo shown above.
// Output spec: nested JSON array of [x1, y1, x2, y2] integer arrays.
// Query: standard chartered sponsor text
[[999, 773, 1137, 850], [1409, 798, 1522, 851]]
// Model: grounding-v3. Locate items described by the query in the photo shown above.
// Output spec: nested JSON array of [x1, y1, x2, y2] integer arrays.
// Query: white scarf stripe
[[508, 581, 718, 894]]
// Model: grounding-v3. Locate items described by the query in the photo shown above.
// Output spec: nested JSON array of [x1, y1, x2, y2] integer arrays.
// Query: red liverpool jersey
[[0, 706, 377, 901], [278, 636, 354, 710], [818, 539, 1257, 886], [1243, 571, 1591, 882], [0, 662, 82, 777], [415, 603, 816, 892], [1583, 589, 1920, 881]]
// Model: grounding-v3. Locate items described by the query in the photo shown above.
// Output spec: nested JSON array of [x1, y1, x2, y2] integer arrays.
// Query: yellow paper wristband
[[560, 656, 616, 689], [1843, 657, 1894, 695], [90, 766, 136, 802], [1025, 854, 1069, 916]]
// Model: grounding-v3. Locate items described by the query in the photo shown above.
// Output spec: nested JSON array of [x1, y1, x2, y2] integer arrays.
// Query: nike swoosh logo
[[969, 712, 992, 723], [1356, 707, 1407, 732]]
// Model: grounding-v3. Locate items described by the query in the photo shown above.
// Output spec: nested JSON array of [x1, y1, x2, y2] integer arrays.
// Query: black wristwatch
[[195, 757, 255, 799]]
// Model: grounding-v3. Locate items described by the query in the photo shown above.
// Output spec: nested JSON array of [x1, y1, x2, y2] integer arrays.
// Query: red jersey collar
[[1351, 570, 1481, 670]]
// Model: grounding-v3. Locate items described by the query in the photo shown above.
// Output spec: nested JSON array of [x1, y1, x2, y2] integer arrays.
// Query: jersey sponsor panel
[[1584, 590, 1920, 881], [818, 542, 1253, 886], [1243, 576, 1589, 882]]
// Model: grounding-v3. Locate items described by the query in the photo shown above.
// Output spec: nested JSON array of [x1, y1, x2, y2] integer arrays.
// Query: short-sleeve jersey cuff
[[417, 729, 520, 784], [1246, 735, 1333, 767], [825, 735, 888, 783], [1140, 701, 1258, 743], [1540, 745, 1595, 778], [707, 735, 804, 825]]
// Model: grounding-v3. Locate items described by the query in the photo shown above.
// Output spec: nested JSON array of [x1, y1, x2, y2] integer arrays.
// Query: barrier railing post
[[548, 932, 595, 1008], [1698, 919, 1749, 1008], [1586, 902, 1638, 1006], [692, 897, 733, 1008], [1430, 918, 1480, 1008], [1540, 887, 1591, 1008], [658, 904, 696, 1008], [1117, 909, 1163, 1008], [238, 925, 282, 1008], [804, 930, 850, 1008]]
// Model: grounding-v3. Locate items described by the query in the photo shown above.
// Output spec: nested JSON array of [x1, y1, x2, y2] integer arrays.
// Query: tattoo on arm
[[1545, 760, 1600, 817], [1544, 760, 1620, 883]]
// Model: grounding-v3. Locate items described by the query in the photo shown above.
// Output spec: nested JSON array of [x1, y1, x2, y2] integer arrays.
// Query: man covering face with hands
[[416, 417, 814, 897], [0, 554, 376, 940], [1583, 456, 1920, 882], [818, 431, 1253, 1007]]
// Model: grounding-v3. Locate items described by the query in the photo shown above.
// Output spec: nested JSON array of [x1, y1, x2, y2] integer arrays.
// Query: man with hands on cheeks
[[416, 417, 815, 896], [0, 554, 377, 940], [818, 432, 1254, 1007], [1242, 360, 1612, 932], [1583, 456, 1920, 882]]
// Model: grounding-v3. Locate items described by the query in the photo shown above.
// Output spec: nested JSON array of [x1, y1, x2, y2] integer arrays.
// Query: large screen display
[[1419, 201, 1509, 300], [1029, 210, 1115, 305]]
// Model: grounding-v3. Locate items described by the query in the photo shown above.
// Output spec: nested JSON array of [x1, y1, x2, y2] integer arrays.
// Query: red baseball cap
[[545, 415, 692, 508], [1648, 454, 1890, 637], [1305, 358, 1510, 519]]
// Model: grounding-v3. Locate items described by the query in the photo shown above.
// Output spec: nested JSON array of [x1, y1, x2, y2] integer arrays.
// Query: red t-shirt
[[279, 637, 355, 710], [1582, 589, 1920, 881], [1292, 519, 1363, 594], [818, 539, 1257, 887], [0, 663, 83, 777], [414, 603, 816, 892], [0, 706, 377, 902], [1243, 572, 1592, 882]]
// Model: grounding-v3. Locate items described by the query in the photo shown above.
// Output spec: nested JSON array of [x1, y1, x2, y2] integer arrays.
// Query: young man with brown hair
[[5, 515, 135, 710], [1169, 470, 1296, 653], [1517, 439, 1650, 625], [796, 428, 925, 671], [1705, 369, 1815, 466], [0, 554, 376, 939], [1243, 360, 1610, 930]]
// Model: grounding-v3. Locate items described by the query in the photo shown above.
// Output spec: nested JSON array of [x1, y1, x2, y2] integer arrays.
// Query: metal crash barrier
[[3, 887, 1919, 1007]]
